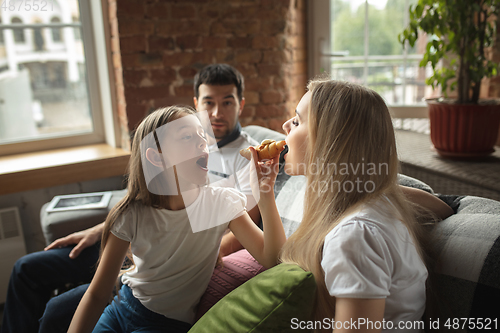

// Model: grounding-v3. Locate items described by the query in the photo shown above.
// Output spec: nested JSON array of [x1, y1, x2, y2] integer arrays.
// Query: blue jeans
[[1, 243, 99, 333], [92, 284, 192, 333]]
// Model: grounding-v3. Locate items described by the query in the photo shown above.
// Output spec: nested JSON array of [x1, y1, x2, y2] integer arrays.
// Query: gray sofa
[[41, 125, 500, 330]]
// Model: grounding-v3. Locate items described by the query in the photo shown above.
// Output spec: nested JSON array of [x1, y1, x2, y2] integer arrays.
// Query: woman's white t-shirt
[[111, 186, 246, 324], [321, 197, 427, 332]]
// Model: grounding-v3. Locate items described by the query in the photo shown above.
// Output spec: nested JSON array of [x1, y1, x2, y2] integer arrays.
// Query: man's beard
[[212, 125, 229, 140]]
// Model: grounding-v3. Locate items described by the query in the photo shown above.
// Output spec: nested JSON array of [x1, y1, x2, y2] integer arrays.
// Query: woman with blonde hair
[[278, 79, 433, 332]]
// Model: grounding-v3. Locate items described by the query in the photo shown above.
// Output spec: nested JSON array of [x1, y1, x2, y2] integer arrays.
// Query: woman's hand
[[230, 147, 286, 269], [44, 222, 104, 259], [248, 146, 280, 202], [400, 186, 454, 220]]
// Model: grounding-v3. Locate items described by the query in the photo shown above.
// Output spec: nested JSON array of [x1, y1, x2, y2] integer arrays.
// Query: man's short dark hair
[[194, 64, 244, 101]]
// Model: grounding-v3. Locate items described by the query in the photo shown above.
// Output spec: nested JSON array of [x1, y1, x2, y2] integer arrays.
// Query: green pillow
[[189, 263, 316, 333]]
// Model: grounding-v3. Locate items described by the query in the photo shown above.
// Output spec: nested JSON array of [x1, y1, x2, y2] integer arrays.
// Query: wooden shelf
[[0, 144, 130, 195]]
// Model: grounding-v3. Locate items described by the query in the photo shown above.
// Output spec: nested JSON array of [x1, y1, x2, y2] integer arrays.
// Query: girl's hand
[[248, 146, 280, 201]]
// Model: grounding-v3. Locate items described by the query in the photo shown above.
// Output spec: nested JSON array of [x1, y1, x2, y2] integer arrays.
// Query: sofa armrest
[[428, 195, 500, 322], [40, 189, 127, 245]]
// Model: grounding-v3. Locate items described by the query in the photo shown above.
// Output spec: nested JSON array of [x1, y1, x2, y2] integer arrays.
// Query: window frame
[[0, 0, 120, 156], [307, 0, 428, 119]]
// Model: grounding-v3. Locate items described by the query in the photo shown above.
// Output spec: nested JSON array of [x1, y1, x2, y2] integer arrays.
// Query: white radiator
[[0, 207, 27, 304]]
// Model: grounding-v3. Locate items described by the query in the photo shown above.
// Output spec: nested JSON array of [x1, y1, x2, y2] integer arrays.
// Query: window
[[50, 17, 62, 42], [11, 17, 25, 43], [0, 0, 117, 156], [309, 0, 434, 119]]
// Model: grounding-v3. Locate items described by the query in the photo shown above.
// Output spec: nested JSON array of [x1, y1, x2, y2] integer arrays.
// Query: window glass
[[11, 17, 25, 43], [0, 0, 92, 145], [329, 0, 434, 105], [50, 17, 62, 42]]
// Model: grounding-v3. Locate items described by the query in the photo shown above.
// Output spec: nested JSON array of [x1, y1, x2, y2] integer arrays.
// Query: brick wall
[[107, 0, 307, 146]]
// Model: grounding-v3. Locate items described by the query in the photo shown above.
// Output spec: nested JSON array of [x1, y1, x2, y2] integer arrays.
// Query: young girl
[[278, 79, 431, 332], [68, 106, 285, 333]]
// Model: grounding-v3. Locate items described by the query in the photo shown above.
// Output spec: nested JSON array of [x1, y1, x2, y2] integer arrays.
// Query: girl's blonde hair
[[279, 79, 428, 325], [100, 105, 197, 254]]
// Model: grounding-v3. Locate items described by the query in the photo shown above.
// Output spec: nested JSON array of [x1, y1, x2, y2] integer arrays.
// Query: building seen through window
[[0, 0, 92, 147]]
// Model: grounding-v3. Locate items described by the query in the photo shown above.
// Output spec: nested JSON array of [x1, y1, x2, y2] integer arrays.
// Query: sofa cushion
[[428, 195, 500, 323], [195, 249, 267, 320], [189, 263, 316, 333]]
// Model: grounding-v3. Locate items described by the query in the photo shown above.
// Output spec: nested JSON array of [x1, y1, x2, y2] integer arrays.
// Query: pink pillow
[[195, 249, 267, 320]]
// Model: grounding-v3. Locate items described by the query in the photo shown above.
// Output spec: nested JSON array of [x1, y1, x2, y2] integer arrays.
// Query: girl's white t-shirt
[[321, 198, 428, 333], [111, 186, 246, 324]]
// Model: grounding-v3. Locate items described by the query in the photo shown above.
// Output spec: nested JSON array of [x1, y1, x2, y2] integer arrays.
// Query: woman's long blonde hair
[[280, 79, 428, 324], [100, 105, 197, 255]]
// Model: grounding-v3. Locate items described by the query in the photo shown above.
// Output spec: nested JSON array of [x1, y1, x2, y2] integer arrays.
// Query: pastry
[[239, 139, 286, 161]]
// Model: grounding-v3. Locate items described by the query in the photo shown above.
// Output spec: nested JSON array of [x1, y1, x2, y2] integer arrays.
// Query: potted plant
[[399, 0, 500, 158]]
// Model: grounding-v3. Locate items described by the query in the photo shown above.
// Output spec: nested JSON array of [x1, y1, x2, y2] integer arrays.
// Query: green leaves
[[415, 4, 424, 18], [398, 0, 500, 103]]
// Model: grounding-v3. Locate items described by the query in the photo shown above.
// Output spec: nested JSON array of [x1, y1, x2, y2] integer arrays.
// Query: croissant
[[239, 139, 287, 161]]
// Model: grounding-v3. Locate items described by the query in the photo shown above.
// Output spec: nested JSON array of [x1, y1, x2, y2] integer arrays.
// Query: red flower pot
[[427, 100, 500, 158]]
